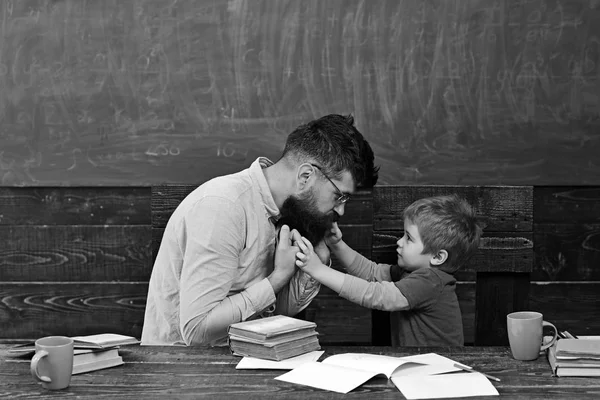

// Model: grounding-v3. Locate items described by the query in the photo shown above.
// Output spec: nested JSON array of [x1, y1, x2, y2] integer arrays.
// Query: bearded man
[[141, 114, 379, 346]]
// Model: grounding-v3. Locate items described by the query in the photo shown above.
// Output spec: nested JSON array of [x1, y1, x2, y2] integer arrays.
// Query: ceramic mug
[[30, 336, 74, 390], [507, 311, 558, 361]]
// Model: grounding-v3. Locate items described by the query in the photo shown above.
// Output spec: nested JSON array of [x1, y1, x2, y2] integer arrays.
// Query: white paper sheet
[[235, 351, 324, 370], [391, 372, 499, 399], [275, 361, 385, 394]]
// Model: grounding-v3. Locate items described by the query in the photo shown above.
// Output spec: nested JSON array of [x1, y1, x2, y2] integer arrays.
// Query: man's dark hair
[[281, 114, 379, 188]]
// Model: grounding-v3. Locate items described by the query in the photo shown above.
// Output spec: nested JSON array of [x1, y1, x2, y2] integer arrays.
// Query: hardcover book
[[228, 315, 320, 361], [548, 337, 600, 377], [72, 348, 124, 375], [228, 315, 317, 341], [230, 334, 321, 361]]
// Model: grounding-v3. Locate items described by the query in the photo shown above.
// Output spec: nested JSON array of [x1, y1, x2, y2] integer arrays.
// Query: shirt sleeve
[[338, 274, 410, 311], [178, 196, 277, 346], [394, 269, 444, 310], [345, 252, 392, 282], [273, 268, 321, 317]]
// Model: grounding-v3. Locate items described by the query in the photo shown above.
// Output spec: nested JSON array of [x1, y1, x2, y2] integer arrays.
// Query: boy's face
[[396, 219, 434, 271]]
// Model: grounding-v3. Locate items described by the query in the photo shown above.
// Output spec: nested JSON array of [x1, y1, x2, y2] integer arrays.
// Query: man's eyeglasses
[[310, 164, 351, 204]]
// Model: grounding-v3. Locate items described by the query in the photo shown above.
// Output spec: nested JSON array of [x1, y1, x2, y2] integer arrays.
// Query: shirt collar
[[249, 157, 280, 222]]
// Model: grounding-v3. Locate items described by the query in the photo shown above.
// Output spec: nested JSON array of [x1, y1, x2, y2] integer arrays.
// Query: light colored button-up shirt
[[141, 157, 320, 346]]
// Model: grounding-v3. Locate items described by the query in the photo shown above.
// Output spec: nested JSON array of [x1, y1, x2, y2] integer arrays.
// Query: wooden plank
[[151, 184, 197, 228], [0, 226, 152, 282], [534, 224, 600, 281], [534, 187, 600, 224], [475, 273, 530, 346], [373, 185, 533, 232], [529, 282, 600, 336], [4, 346, 600, 399], [153, 224, 372, 263], [0, 283, 147, 339], [152, 185, 373, 228], [0, 187, 150, 225], [301, 287, 372, 345], [373, 230, 533, 277]]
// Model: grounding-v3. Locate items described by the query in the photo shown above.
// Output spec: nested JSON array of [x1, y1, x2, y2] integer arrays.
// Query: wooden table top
[[2, 344, 599, 399]]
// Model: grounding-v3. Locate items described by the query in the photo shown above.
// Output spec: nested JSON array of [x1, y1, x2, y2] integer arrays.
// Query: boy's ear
[[430, 249, 448, 266]]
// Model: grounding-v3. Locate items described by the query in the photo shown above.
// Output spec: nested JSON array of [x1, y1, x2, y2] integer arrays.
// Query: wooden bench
[[1, 185, 598, 345]]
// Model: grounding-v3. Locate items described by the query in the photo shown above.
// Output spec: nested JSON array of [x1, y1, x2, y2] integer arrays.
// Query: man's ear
[[430, 249, 448, 266], [296, 164, 314, 191]]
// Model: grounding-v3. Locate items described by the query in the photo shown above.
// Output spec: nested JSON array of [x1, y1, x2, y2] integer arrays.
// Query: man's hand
[[268, 225, 299, 293]]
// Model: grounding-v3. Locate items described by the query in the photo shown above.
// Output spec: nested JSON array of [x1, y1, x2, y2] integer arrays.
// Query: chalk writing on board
[[0, 0, 598, 185]]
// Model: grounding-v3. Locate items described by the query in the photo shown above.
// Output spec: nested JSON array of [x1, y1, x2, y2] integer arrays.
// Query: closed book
[[71, 333, 140, 349], [74, 348, 120, 365], [230, 335, 321, 361], [73, 355, 124, 375], [228, 315, 317, 341], [229, 330, 319, 346], [548, 343, 600, 377], [556, 338, 600, 359]]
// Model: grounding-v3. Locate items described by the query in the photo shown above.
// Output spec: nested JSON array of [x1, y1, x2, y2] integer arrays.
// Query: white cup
[[507, 311, 558, 361], [30, 336, 74, 390]]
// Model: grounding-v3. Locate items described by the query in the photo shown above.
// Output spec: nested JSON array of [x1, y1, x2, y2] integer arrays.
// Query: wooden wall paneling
[[529, 282, 600, 336], [373, 185, 533, 232], [475, 273, 531, 345], [0, 225, 152, 281], [0, 187, 152, 339], [533, 224, 600, 281], [533, 186, 600, 336], [301, 287, 372, 345], [0, 283, 148, 339], [0, 187, 151, 225], [534, 187, 600, 224]]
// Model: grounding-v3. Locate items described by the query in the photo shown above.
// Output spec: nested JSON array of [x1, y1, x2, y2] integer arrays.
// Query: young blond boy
[[295, 195, 482, 346]]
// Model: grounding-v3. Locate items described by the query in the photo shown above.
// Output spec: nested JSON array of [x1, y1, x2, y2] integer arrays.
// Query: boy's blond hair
[[403, 194, 482, 271]]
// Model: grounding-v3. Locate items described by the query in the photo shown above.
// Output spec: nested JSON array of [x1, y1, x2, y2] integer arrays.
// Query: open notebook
[[275, 352, 499, 398]]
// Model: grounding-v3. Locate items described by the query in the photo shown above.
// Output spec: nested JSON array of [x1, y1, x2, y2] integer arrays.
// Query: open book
[[275, 353, 499, 397]]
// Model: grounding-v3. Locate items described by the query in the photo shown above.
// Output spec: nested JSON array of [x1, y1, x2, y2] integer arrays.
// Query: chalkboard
[[0, 0, 599, 185]]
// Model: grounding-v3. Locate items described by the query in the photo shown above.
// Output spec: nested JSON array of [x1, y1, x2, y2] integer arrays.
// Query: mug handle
[[30, 350, 52, 383], [540, 321, 558, 351]]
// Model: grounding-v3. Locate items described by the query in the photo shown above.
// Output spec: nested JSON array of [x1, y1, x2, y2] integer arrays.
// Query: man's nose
[[333, 202, 345, 216]]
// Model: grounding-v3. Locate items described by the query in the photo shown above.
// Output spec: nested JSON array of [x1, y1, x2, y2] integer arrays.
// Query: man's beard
[[276, 190, 338, 245]]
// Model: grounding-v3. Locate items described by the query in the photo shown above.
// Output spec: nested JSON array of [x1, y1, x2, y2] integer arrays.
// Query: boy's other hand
[[324, 222, 343, 247], [295, 237, 326, 274]]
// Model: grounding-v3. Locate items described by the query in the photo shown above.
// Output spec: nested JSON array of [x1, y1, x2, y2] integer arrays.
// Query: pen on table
[[453, 363, 501, 382], [562, 331, 578, 339]]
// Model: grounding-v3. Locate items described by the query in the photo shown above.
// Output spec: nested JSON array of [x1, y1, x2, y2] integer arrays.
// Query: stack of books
[[9, 333, 139, 375], [548, 338, 600, 377], [70, 333, 140, 374], [228, 315, 320, 361]]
